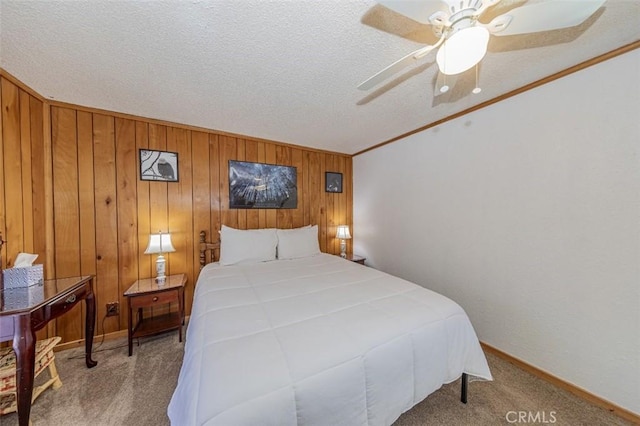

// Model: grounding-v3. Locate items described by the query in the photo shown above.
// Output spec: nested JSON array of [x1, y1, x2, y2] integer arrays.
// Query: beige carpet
[[1, 333, 633, 426]]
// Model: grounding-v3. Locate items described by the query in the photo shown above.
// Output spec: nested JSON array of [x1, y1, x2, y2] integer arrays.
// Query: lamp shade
[[144, 233, 176, 254], [436, 26, 490, 76], [336, 225, 351, 240]]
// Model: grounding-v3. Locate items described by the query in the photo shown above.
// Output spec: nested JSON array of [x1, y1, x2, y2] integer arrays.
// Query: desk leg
[[13, 315, 36, 426], [85, 284, 98, 368]]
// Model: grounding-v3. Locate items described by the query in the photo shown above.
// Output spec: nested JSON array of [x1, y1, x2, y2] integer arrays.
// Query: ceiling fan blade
[[377, 0, 448, 25], [358, 42, 440, 90], [488, 0, 606, 36], [472, 0, 502, 18]]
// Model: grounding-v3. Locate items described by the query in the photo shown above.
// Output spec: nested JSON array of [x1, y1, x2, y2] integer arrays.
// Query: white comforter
[[168, 254, 491, 425]]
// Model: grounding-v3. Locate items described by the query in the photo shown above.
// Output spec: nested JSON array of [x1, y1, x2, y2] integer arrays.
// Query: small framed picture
[[139, 149, 179, 182], [325, 172, 343, 193]]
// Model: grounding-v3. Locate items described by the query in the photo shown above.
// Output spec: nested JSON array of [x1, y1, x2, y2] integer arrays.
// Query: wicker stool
[[0, 336, 62, 415]]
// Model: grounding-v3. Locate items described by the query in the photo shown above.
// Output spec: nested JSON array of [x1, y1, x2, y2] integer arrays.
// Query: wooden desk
[[0, 276, 97, 426]]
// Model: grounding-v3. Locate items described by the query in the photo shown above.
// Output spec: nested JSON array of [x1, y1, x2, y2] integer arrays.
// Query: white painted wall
[[353, 49, 639, 414]]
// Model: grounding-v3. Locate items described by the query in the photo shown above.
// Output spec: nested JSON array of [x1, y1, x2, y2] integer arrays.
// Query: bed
[[168, 226, 492, 425]]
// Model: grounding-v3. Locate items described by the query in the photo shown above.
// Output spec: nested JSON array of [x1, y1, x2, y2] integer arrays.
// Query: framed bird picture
[[139, 149, 179, 182], [325, 172, 342, 193]]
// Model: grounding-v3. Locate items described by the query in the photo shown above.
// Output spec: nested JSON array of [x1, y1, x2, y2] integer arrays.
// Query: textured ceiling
[[1, 0, 638, 155]]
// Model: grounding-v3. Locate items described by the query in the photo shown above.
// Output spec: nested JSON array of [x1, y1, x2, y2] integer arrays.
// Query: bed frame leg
[[461, 373, 468, 404]]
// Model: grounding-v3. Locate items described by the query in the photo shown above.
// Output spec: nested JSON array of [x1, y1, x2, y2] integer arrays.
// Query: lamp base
[[155, 255, 167, 285], [340, 239, 347, 258]]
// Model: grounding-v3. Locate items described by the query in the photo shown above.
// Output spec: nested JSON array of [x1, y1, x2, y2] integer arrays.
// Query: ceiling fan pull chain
[[472, 64, 482, 94]]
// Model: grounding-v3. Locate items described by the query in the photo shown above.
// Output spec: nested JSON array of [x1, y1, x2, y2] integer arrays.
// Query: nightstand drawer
[[130, 290, 178, 309]]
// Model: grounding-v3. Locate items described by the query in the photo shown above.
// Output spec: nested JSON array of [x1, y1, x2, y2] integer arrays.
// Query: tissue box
[[2, 283, 45, 308], [2, 264, 44, 288]]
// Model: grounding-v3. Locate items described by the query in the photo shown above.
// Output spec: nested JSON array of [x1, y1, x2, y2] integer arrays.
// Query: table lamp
[[335, 225, 351, 258], [144, 231, 176, 283]]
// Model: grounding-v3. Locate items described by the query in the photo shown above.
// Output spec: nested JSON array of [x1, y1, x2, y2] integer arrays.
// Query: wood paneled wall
[[0, 73, 353, 344]]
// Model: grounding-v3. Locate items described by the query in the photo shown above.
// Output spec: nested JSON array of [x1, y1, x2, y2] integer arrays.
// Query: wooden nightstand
[[344, 254, 366, 265], [123, 274, 187, 356]]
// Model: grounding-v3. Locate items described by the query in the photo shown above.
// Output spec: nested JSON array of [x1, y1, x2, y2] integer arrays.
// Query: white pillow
[[277, 225, 321, 260], [219, 225, 278, 265]]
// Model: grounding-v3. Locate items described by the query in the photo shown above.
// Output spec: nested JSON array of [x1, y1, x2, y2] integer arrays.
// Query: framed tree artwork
[[229, 160, 298, 209]]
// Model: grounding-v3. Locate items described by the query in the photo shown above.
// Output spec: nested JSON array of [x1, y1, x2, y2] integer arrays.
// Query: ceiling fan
[[358, 0, 607, 94]]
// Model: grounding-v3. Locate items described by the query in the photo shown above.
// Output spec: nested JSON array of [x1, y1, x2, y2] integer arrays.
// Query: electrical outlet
[[106, 302, 119, 317]]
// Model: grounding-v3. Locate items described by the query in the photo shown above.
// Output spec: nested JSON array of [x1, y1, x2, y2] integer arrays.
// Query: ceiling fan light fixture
[[436, 26, 490, 76]]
